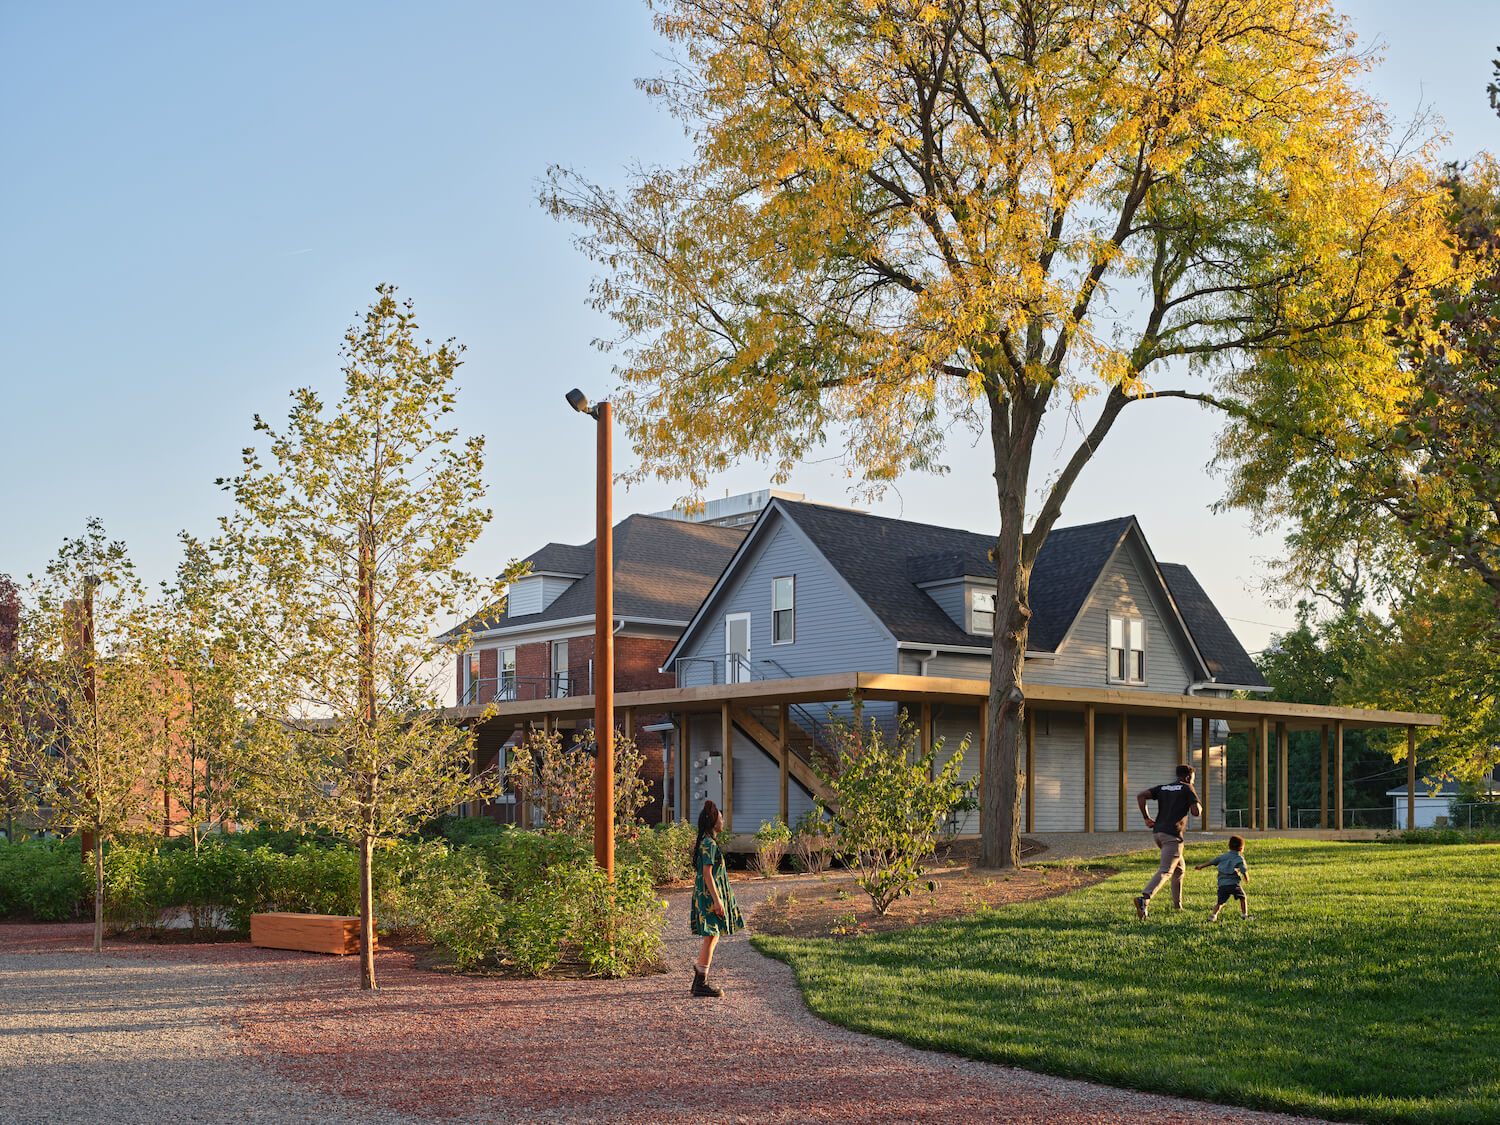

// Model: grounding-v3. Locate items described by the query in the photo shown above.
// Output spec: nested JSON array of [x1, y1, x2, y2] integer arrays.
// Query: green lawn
[[754, 841, 1500, 1124]]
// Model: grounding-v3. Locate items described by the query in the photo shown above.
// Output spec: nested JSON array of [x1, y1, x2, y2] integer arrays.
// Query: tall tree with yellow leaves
[[545, 0, 1453, 866]]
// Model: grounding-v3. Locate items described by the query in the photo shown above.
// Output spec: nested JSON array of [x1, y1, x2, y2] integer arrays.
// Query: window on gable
[[971, 589, 996, 635], [772, 576, 795, 644], [1108, 615, 1145, 684]]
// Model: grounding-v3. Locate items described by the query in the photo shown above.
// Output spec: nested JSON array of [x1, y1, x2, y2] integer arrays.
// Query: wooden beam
[[1320, 725, 1328, 829], [1083, 705, 1095, 833], [1248, 726, 1258, 830], [1277, 722, 1289, 830], [1407, 725, 1417, 831], [1176, 710, 1188, 767], [778, 703, 790, 825], [1259, 717, 1271, 832], [1024, 708, 1035, 835], [1334, 719, 1345, 830], [1199, 713, 1211, 832], [448, 672, 1443, 731], [721, 702, 734, 833], [1118, 712, 1128, 833]]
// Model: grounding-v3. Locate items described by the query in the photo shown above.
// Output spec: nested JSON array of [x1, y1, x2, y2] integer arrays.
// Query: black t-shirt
[[1149, 782, 1200, 840]]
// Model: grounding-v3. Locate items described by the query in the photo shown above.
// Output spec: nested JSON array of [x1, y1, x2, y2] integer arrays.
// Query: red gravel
[[4, 892, 1332, 1124]]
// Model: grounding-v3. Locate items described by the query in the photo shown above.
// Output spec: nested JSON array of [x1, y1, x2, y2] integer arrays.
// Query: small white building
[[1387, 773, 1498, 829]]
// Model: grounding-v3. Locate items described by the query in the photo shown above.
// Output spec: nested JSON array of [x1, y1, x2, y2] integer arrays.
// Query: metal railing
[[462, 673, 575, 705], [672, 654, 836, 764]]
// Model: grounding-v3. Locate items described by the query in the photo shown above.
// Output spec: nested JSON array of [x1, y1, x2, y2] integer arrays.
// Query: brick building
[[450, 510, 753, 823]]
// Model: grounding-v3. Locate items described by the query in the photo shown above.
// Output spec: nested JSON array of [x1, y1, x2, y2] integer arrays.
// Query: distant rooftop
[[648, 488, 805, 529]]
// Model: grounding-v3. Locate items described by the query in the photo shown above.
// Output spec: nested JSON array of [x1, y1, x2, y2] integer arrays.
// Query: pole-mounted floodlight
[[567, 388, 614, 877]]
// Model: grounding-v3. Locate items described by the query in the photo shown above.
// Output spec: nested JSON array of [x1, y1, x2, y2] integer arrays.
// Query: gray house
[[661, 499, 1269, 835]]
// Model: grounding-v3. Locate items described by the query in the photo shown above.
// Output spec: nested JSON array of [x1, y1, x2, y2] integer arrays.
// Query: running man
[[1133, 763, 1201, 919]]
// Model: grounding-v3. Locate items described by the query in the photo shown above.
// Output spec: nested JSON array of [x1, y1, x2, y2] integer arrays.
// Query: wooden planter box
[[249, 912, 374, 956]]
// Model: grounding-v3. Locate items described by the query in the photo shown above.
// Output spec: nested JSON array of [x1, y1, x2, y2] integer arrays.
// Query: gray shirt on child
[[1209, 851, 1248, 886]]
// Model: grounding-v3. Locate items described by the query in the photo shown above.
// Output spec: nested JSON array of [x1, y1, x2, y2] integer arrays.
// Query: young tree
[[148, 535, 247, 850], [544, 0, 1450, 865], [4, 521, 164, 952], [508, 726, 652, 841], [220, 285, 513, 990]]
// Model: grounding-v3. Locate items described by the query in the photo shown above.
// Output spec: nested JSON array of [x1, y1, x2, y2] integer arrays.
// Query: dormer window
[[970, 589, 996, 635], [1109, 615, 1145, 684]]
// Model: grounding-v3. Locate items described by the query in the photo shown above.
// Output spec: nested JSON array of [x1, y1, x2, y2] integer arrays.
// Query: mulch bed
[[752, 863, 1117, 938]]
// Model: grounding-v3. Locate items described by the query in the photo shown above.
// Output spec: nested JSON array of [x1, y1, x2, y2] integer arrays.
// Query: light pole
[[566, 388, 614, 876]]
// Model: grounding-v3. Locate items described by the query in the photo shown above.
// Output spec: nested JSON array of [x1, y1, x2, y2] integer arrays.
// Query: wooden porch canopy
[[453, 673, 1441, 836]]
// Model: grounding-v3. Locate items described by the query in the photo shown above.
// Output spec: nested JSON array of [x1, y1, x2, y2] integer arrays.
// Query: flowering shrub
[[816, 711, 969, 915], [789, 809, 833, 875], [623, 821, 696, 885], [507, 727, 651, 840]]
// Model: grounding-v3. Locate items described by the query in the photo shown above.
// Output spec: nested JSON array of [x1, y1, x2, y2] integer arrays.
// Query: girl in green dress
[[689, 799, 742, 997]]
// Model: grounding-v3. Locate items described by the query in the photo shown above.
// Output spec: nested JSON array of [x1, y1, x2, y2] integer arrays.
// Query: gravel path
[[0, 935, 423, 1125], [1, 863, 1334, 1125]]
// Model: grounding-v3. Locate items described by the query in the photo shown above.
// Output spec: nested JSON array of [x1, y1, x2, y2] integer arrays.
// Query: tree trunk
[[93, 834, 104, 954], [981, 491, 1034, 869], [359, 832, 376, 990]]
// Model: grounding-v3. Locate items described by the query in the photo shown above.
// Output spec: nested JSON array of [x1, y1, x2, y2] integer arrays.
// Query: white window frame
[[771, 576, 795, 645], [725, 612, 752, 683], [552, 640, 569, 697], [1107, 614, 1146, 685], [970, 588, 996, 635], [499, 646, 517, 698]]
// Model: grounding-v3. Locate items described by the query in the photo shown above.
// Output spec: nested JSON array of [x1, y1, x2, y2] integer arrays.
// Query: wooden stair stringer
[[728, 705, 836, 806]]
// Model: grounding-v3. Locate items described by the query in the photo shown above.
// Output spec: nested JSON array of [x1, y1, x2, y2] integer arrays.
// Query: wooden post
[[1407, 725, 1417, 831], [978, 701, 987, 839], [1320, 725, 1328, 829], [720, 702, 734, 834], [1083, 705, 1095, 833], [1199, 714, 1211, 832], [679, 712, 692, 823], [1276, 722, 1288, 830], [1247, 727, 1258, 830], [778, 703, 789, 825], [1333, 720, 1344, 830], [1024, 708, 1035, 835], [1117, 713, 1129, 832], [920, 701, 933, 778], [1259, 718, 1270, 833], [623, 707, 634, 742], [1176, 711, 1188, 767]]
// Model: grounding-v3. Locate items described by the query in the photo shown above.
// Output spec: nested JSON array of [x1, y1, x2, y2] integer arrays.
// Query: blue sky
[[1, 1, 1495, 653]]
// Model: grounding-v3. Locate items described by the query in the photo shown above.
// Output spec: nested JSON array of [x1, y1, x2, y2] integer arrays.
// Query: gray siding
[[1033, 536, 1200, 691], [898, 649, 990, 679], [921, 581, 966, 630], [686, 713, 816, 831], [930, 705, 983, 834], [676, 512, 894, 686]]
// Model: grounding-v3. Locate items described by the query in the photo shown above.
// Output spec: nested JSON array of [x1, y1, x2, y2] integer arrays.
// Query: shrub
[[494, 875, 573, 976], [559, 859, 666, 978], [817, 711, 969, 915], [752, 818, 792, 876], [625, 821, 696, 885], [507, 727, 652, 841], [0, 838, 88, 921], [789, 810, 832, 875], [102, 841, 173, 933]]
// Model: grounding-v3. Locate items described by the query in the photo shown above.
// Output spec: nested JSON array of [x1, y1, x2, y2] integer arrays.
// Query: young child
[[1196, 835, 1252, 921]]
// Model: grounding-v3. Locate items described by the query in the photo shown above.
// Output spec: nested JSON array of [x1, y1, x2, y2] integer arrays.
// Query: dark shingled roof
[[778, 501, 1137, 652], [1159, 564, 1269, 688], [450, 515, 745, 638]]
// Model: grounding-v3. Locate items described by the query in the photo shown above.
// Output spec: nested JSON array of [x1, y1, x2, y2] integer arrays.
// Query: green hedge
[[0, 839, 89, 921], [1, 826, 672, 977]]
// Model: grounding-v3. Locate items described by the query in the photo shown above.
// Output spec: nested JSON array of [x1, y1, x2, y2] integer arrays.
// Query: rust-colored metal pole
[[593, 401, 614, 877]]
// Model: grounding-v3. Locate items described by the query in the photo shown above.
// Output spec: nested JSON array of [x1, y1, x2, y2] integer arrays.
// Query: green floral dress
[[690, 835, 744, 937]]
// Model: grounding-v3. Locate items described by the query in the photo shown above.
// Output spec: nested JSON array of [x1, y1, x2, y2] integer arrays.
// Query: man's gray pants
[[1141, 832, 1185, 908]]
